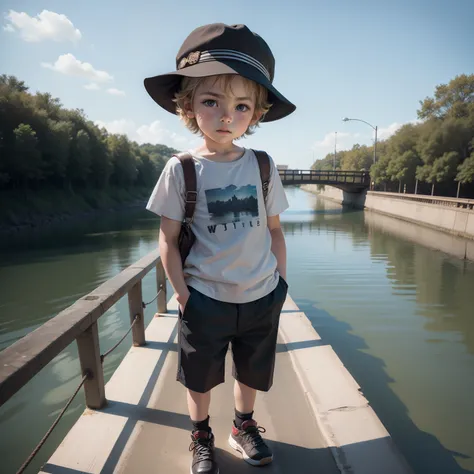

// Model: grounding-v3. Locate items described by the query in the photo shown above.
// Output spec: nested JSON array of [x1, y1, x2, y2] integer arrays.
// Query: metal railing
[[0, 248, 167, 473], [369, 191, 474, 210], [278, 169, 370, 187]]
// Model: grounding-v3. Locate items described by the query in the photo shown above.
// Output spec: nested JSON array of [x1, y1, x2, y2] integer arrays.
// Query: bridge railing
[[0, 248, 167, 410], [278, 169, 370, 185], [369, 191, 474, 210]]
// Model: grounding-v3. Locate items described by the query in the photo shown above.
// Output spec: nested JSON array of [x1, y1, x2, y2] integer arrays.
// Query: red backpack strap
[[174, 152, 197, 223], [252, 149, 270, 202]]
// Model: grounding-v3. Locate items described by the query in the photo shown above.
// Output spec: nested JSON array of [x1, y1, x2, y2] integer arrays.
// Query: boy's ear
[[250, 109, 264, 126], [184, 100, 195, 119]]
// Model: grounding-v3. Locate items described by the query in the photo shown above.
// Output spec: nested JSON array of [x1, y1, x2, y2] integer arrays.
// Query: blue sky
[[1, 0, 473, 169]]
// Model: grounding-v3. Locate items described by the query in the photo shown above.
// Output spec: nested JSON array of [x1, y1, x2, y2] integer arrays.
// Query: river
[[0, 187, 473, 473]]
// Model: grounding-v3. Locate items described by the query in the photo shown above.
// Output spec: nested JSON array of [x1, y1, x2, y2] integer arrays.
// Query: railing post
[[77, 322, 106, 409], [128, 281, 146, 346], [156, 261, 167, 314]]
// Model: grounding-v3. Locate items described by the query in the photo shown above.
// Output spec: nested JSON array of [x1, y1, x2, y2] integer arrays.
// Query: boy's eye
[[236, 104, 250, 112], [203, 99, 217, 107]]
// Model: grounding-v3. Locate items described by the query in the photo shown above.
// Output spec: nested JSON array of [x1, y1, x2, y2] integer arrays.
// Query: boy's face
[[186, 75, 261, 144]]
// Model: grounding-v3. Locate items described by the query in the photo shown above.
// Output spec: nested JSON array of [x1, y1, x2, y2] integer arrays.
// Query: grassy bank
[[0, 186, 152, 230]]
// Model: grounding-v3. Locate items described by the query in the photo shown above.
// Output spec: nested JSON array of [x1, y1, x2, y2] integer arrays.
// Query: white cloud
[[4, 10, 81, 43], [107, 88, 126, 96], [378, 122, 403, 140], [378, 119, 422, 140], [84, 83, 100, 91], [311, 131, 356, 159], [94, 119, 199, 150], [42, 54, 113, 83], [95, 119, 135, 136], [312, 131, 352, 149]]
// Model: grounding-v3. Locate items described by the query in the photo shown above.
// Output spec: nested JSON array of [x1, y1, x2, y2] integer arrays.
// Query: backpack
[[174, 150, 270, 265]]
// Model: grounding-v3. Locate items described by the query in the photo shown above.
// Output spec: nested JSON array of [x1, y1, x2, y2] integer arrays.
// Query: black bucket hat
[[144, 23, 296, 122]]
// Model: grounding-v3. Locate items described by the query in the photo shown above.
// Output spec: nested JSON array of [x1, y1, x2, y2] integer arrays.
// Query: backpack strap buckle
[[186, 191, 198, 203]]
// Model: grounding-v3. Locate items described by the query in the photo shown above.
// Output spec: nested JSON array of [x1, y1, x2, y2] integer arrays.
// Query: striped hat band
[[177, 49, 271, 82]]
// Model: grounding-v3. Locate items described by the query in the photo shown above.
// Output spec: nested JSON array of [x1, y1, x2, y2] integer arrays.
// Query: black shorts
[[177, 276, 288, 393]]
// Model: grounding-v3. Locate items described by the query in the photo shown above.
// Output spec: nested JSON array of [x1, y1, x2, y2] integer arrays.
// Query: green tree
[[0, 74, 29, 93], [418, 74, 474, 120], [371, 154, 390, 189], [387, 150, 420, 193], [431, 151, 460, 183], [12, 124, 42, 186], [311, 150, 343, 171], [416, 164, 435, 195], [417, 151, 460, 195], [342, 144, 373, 171], [41, 120, 72, 184], [456, 153, 474, 185], [35, 93, 62, 121], [0, 74, 170, 194], [108, 134, 137, 186], [68, 129, 91, 185], [87, 124, 112, 188]]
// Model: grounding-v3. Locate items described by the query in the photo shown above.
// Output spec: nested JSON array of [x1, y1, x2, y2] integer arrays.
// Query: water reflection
[[283, 187, 474, 473], [0, 207, 167, 474]]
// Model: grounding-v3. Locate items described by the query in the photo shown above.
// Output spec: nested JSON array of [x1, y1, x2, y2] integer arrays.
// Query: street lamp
[[342, 117, 378, 165]]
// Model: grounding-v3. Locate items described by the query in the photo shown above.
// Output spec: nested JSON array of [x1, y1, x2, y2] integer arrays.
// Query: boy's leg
[[234, 380, 257, 415], [233, 379, 257, 430], [188, 388, 211, 428], [178, 287, 237, 474], [229, 276, 288, 466]]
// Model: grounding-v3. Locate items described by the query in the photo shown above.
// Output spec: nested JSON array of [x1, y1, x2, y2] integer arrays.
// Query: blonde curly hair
[[173, 75, 272, 138]]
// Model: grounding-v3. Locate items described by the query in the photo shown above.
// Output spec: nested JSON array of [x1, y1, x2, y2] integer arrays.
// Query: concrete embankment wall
[[302, 185, 474, 261]]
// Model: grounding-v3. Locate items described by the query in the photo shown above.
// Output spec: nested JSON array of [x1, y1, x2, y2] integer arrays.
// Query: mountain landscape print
[[205, 184, 259, 223]]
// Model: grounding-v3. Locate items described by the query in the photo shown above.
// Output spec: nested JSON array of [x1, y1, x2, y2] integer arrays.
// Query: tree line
[[0, 74, 178, 192], [312, 74, 474, 197]]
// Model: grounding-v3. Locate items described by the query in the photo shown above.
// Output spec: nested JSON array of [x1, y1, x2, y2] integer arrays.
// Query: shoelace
[[189, 436, 213, 463], [242, 425, 267, 448]]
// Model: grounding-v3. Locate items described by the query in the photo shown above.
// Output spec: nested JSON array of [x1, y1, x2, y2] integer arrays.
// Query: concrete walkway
[[40, 294, 412, 474], [116, 336, 338, 473]]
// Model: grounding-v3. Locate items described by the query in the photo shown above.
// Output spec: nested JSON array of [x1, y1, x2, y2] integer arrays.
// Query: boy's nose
[[220, 109, 233, 123]]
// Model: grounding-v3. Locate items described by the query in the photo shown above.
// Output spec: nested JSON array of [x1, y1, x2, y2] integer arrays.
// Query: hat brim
[[144, 60, 295, 122]]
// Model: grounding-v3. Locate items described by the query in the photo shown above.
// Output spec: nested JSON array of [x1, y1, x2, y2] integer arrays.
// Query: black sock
[[234, 408, 254, 429], [191, 415, 210, 433]]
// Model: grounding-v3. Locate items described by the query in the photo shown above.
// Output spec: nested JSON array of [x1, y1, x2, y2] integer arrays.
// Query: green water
[[0, 188, 473, 473]]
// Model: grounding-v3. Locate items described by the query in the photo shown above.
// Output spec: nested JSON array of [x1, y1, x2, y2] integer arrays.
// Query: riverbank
[[0, 186, 151, 235], [302, 185, 474, 261]]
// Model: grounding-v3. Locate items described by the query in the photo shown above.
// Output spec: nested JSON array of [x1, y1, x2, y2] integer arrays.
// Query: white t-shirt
[[146, 148, 289, 303]]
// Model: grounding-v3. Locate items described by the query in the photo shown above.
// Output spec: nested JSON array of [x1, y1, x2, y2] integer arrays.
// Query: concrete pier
[[40, 292, 412, 474]]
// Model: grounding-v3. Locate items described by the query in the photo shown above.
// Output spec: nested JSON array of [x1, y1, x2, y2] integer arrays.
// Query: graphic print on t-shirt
[[205, 184, 259, 225]]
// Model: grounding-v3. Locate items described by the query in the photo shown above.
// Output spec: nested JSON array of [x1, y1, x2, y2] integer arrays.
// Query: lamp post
[[334, 131, 337, 170], [342, 117, 378, 165]]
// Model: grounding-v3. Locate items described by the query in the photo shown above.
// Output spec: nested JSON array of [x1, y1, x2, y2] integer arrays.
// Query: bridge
[[278, 169, 370, 192]]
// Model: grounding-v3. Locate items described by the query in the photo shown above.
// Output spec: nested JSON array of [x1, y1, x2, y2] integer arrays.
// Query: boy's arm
[[159, 216, 190, 311], [267, 215, 287, 281]]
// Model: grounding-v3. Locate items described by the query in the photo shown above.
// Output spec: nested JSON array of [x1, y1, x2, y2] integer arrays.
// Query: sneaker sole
[[228, 435, 273, 466], [190, 465, 219, 474]]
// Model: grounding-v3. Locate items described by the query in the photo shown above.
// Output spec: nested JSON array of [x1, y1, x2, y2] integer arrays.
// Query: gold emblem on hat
[[178, 51, 201, 69], [187, 51, 200, 65]]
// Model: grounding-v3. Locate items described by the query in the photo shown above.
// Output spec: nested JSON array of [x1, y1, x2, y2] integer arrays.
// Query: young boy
[[145, 23, 295, 474]]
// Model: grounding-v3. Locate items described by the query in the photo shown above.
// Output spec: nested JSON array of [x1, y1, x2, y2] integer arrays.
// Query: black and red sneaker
[[189, 430, 219, 474], [228, 419, 273, 466]]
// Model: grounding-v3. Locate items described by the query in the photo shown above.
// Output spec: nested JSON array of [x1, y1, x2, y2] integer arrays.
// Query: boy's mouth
[[216, 129, 231, 134]]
